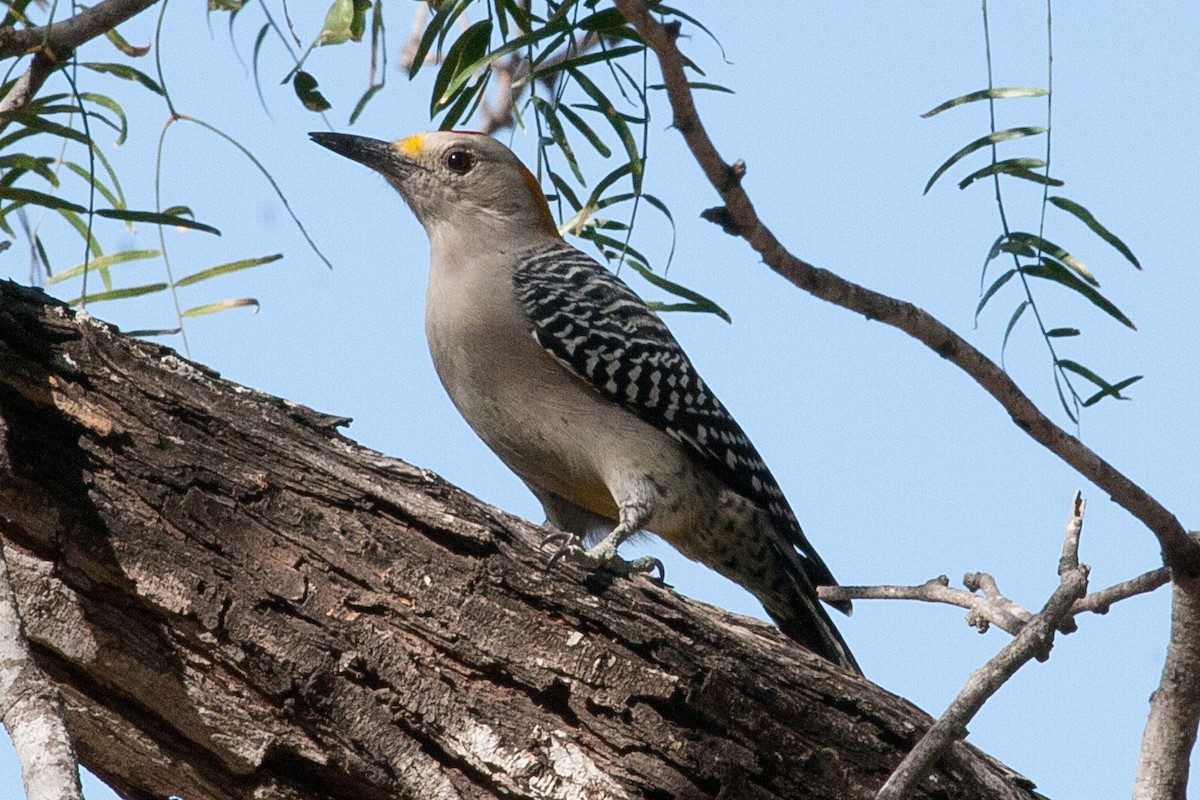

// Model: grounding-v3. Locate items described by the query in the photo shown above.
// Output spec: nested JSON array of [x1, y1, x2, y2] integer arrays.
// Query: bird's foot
[[540, 531, 665, 581]]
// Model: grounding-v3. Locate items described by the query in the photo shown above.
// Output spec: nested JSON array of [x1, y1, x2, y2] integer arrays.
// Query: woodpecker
[[311, 130, 859, 672]]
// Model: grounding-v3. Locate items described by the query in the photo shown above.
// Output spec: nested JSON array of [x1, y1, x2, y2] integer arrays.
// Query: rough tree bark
[[0, 281, 1047, 799]]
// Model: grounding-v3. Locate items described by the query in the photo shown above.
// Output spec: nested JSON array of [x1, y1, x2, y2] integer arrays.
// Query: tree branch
[[1133, 571, 1200, 799], [0, 280, 1047, 800], [613, 0, 1196, 576], [875, 494, 1091, 799], [0, 543, 83, 800], [0, 0, 160, 61]]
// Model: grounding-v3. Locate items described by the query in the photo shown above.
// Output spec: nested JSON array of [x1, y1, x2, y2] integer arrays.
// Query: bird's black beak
[[309, 132, 398, 175]]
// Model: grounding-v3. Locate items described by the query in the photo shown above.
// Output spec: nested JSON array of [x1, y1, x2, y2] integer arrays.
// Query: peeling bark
[[0, 281, 1046, 799]]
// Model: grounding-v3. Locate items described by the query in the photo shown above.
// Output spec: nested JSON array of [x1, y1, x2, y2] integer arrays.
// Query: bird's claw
[[539, 532, 665, 581]]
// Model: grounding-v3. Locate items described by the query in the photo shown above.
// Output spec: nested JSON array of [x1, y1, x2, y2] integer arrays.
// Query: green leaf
[[957, 158, 1062, 190], [555, 103, 612, 158], [0, 111, 89, 145], [175, 254, 281, 287], [63, 162, 121, 209], [431, 19, 493, 114], [532, 97, 583, 184], [79, 92, 130, 146], [547, 171, 582, 211], [79, 62, 164, 95], [924, 127, 1047, 194], [527, 44, 643, 85], [975, 268, 1015, 320], [921, 87, 1048, 118], [70, 282, 168, 306], [46, 249, 161, 285], [349, 83, 383, 125], [1006, 232, 1095, 285], [0, 154, 58, 186], [55, 209, 103, 259], [623, 260, 731, 323], [0, 186, 86, 213], [569, 67, 642, 191], [1048, 196, 1141, 270], [125, 327, 183, 337], [1021, 260, 1135, 329], [1046, 327, 1081, 338], [208, 0, 248, 10], [319, 0, 372, 46], [95, 208, 221, 235], [1056, 359, 1112, 391], [1082, 374, 1143, 406], [408, 0, 461, 78], [293, 71, 332, 112], [1001, 300, 1029, 366], [648, 81, 734, 94], [182, 298, 260, 317], [105, 25, 150, 57]]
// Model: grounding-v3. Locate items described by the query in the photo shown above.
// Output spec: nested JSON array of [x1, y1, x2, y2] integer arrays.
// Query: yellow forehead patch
[[396, 134, 426, 156]]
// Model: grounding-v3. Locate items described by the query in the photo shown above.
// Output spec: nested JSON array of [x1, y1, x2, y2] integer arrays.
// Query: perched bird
[[311, 130, 858, 672]]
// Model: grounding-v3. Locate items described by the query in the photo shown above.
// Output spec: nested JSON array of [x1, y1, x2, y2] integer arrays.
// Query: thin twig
[[874, 496, 1090, 799], [612, 0, 1196, 576], [0, 542, 84, 800]]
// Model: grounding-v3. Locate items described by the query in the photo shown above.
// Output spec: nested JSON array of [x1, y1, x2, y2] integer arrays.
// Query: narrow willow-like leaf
[[1021, 261, 1135, 329], [1082, 374, 1143, 406], [175, 254, 281, 287], [182, 298, 260, 317], [975, 268, 1015, 320], [1046, 327, 1081, 338], [63, 162, 120, 209], [921, 87, 1048, 118], [349, 83, 383, 124], [70, 282, 168, 306], [569, 67, 642, 191], [125, 327, 183, 337], [55, 209, 104, 258], [547, 171, 582, 211], [1007, 232, 1095, 285], [431, 19, 492, 113], [624, 260, 731, 323], [409, 0, 467, 78], [1052, 368, 1080, 425], [529, 44, 643, 84], [0, 154, 58, 185], [437, 70, 487, 130], [1056, 359, 1112, 390], [532, 97, 583, 184], [1001, 300, 1029, 366], [1048, 195, 1142, 270], [556, 103, 611, 158], [0, 187, 86, 213], [96, 208, 221, 235], [582, 162, 633, 213], [648, 81, 733, 94], [924, 127, 1047, 194], [79, 62, 164, 95], [581, 230, 652, 269], [79, 92, 130, 145], [958, 158, 1062, 190], [47, 249, 161, 285], [105, 25, 150, 57], [3, 112, 90, 145]]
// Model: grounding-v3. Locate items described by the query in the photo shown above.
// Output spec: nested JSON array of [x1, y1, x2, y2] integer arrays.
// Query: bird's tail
[[760, 541, 861, 674], [691, 496, 860, 674]]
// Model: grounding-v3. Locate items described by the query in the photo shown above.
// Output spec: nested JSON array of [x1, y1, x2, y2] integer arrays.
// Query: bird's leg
[[543, 500, 664, 580]]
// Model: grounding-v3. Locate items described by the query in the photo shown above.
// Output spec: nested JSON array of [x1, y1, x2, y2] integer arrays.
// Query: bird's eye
[[445, 149, 476, 175]]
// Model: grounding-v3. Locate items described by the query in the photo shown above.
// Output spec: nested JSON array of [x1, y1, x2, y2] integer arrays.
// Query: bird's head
[[310, 130, 560, 243]]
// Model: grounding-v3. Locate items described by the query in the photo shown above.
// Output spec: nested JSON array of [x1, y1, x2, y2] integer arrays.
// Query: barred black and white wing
[[512, 240, 845, 600]]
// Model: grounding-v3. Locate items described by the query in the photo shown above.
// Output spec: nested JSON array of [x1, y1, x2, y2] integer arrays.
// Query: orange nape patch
[[516, 162, 562, 239]]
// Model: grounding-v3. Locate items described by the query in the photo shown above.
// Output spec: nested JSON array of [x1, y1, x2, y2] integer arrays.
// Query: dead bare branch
[[875, 495, 1090, 799], [0, 543, 83, 800]]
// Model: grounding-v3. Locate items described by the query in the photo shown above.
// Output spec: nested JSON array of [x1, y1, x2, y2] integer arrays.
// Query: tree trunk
[[0, 280, 1046, 800]]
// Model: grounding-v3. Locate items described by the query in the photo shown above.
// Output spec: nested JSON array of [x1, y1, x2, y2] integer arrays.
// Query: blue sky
[[2, 3, 1197, 798]]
